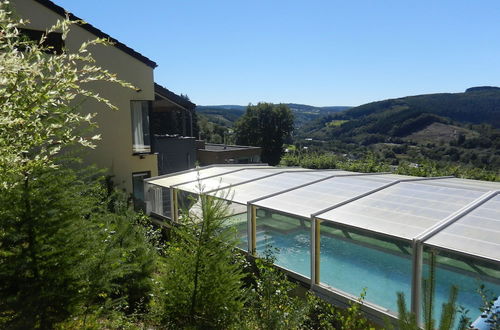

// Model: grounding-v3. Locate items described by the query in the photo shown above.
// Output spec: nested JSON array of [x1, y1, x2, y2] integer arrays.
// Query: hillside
[[299, 87, 500, 139], [404, 122, 478, 144], [295, 87, 500, 170], [197, 104, 350, 129], [195, 106, 245, 128], [344, 87, 500, 127]]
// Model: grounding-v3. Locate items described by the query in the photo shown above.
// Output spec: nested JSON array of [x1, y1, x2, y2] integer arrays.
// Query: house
[[10, 0, 159, 205], [152, 83, 197, 175], [153, 83, 196, 138], [10, 0, 264, 208]]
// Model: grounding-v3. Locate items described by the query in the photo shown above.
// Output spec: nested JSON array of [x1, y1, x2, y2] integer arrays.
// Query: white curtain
[[132, 101, 144, 151]]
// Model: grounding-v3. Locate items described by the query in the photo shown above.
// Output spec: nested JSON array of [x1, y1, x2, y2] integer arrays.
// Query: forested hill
[[197, 104, 350, 128], [298, 86, 500, 139]]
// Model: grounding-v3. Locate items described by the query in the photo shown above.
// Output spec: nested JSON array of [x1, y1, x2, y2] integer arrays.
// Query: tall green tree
[[0, 164, 100, 328], [234, 103, 294, 165]]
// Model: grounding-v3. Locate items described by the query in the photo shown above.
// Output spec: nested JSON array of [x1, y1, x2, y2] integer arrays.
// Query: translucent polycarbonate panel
[[418, 177, 500, 192], [255, 208, 311, 278], [174, 192, 248, 249], [160, 187, 171, 217], [147, 166, 268, 188], [145, 183, 169, 217], [227, 201, 247, 215], [319, 221, 412, 315], [255, 174, 403, 218], [425, 194, 500, 262], [213, 170, 353, 204], [174, 168, 282, 194], [318, 180, 486, 240], [178, 191, 199, 216], [423, 248, 500, 327], [179, 193, 247, 220], [223, 211, 248, 250]]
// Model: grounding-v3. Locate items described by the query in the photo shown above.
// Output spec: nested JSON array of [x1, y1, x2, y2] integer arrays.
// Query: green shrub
[[242, 253, 307, 329], [158, 193, 249, 329], [304, 289, 374, 330]]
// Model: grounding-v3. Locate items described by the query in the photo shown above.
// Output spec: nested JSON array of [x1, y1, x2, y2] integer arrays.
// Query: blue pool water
[[256, 226, 500, 323]]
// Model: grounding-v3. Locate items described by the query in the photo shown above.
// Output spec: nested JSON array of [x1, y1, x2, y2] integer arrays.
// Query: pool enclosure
[[144, 165, 500, 324]]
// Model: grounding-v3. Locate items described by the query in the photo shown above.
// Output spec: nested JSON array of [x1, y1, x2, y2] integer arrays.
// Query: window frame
[[19, 28, 65, 54], [130, 100, 154, 155]]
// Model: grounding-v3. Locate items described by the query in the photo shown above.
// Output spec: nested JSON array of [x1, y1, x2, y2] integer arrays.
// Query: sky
[[55, 0, 500, 107]]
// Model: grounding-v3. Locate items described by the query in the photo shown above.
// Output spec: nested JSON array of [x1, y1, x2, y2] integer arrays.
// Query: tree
[[0, 6, 157, 328], [0, 164, 101, 328], [234, 103, 294, 165], [159, 189, 249, 328]]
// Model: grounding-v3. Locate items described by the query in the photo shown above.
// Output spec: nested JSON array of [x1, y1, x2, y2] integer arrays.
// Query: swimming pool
[[255, 222, 500, 323]]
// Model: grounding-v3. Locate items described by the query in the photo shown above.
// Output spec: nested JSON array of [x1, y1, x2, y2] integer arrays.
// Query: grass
[[326, 120, 348, 127]]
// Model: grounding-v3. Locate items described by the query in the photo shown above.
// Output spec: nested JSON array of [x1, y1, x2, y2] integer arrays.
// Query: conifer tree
[[159, 190, 248, 328]]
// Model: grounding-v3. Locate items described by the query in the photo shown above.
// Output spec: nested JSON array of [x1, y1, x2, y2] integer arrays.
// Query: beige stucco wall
[[10, 0, 158, 193]]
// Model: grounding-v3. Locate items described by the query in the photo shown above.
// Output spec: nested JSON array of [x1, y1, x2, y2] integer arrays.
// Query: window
[[19, 28, 64, 54], [132, 171, 150, 211], [131, 101, 151, 153]]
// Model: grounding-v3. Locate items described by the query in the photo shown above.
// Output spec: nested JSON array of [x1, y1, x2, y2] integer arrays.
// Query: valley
[[197, 87, 500, 176]]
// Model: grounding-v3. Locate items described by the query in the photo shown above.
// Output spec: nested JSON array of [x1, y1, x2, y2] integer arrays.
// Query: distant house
[[196, 141, 261, 166], [11, 0, 159, 206]]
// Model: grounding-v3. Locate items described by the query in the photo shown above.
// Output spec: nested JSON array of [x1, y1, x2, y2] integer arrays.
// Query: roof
[[425, 191, 500, 262], [254, 173, 414, 218], [155, 83, 196, 110], [34, 0, 157, 68], [145, 164, 273, 188], [202, 143, 261, 152], [316, 179, 489, 240], [146, 165, 500, 263]]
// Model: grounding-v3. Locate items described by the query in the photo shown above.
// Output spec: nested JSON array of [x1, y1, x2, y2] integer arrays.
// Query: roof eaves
[[33, 0, 158, 68], [154, 82, 196, 110]]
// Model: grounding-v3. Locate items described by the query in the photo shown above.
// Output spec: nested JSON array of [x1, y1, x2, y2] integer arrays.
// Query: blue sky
[[55, 0, 500, 107]]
